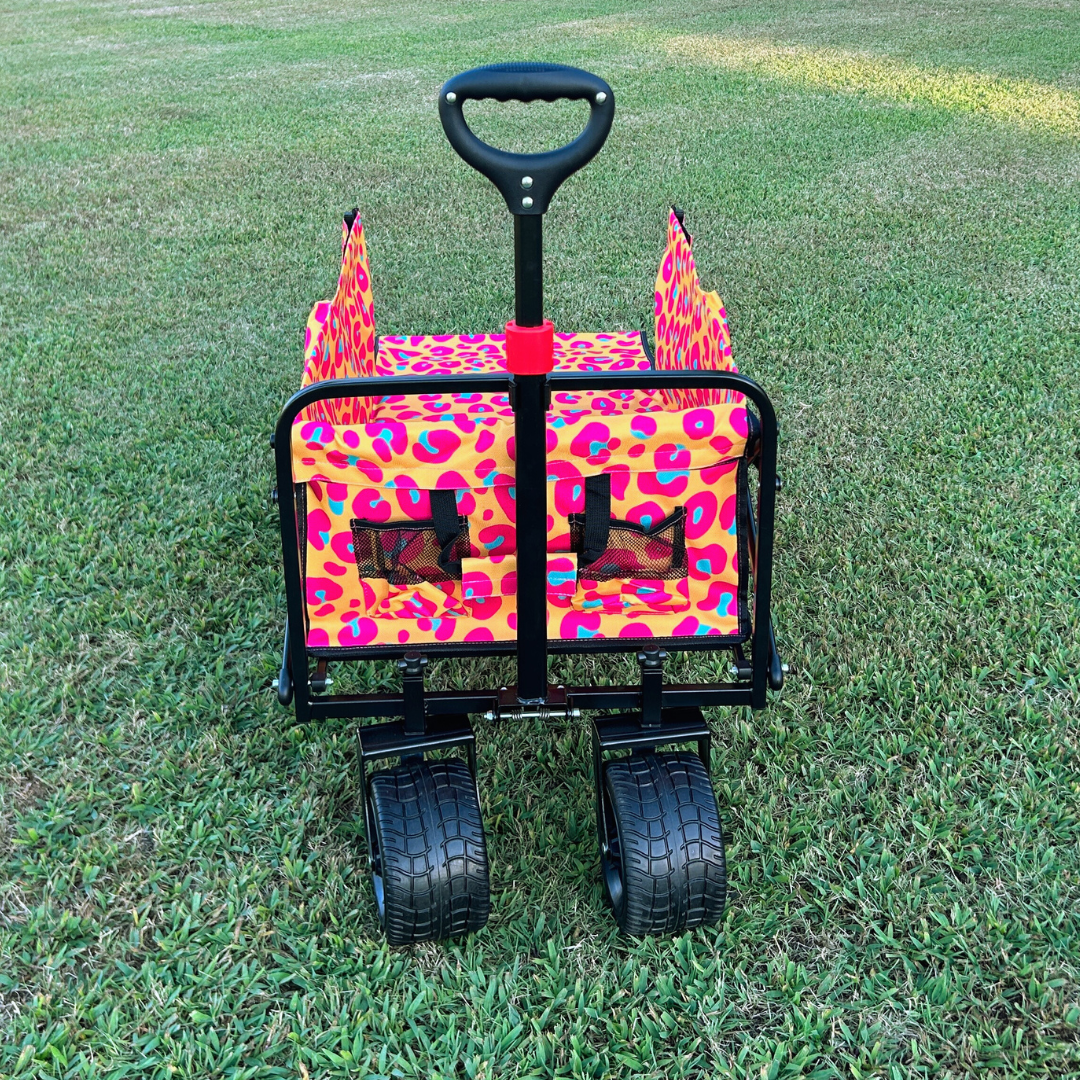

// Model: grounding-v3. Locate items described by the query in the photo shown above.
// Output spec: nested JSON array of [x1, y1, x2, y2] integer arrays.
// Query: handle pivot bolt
[[521, 175, 533, 189], [521, 196, 534, 209], [595, 91, 607, 104], [445, 91, 457, 103]]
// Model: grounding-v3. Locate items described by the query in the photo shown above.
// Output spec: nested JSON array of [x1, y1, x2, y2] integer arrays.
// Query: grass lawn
[[2, 0, 1079, 1076]]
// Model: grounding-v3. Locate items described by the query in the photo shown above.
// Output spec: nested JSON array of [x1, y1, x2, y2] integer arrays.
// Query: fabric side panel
[[298, 215, 376, 425], [653, 209, 740, 408]]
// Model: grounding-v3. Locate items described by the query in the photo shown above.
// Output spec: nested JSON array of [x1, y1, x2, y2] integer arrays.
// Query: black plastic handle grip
[[438, 62, 614, 215]]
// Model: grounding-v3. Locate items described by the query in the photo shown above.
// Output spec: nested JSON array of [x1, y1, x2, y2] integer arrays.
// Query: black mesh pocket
[[570, 509, 686, 581], [350, 517, 470, 587]]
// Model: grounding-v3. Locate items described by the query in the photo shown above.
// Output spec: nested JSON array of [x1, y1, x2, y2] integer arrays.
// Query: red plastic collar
[[505, 319, 555, 375]]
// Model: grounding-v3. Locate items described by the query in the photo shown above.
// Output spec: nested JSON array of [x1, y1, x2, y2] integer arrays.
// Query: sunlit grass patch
[[665, 35, 1080, 135]]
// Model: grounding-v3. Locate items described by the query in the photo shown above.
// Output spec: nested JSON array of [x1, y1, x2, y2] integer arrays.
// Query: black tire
[[600, 751, 726, 936], [367, 758, 490, 945]]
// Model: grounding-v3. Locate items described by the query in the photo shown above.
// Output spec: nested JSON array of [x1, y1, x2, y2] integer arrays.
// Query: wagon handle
[[438, 62, 614, 216]]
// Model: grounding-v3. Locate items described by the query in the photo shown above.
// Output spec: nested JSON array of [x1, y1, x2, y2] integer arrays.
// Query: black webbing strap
[[582, 474, 611, 565], [429, 490, 464, 574]]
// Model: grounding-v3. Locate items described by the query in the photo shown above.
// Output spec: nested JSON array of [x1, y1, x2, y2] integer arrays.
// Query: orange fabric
[[301, 460, 747, 648], [299, 215, 376, 425], [654, 209, 738, 409], [293, 212, 751, 650], [291, 405, 748, 491]]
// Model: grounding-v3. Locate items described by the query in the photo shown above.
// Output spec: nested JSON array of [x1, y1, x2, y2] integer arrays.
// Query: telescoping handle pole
[[438, 63, 614, 702]]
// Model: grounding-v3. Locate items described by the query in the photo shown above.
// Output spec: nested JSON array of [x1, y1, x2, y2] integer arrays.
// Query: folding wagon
[[273, 63, 783, 943]]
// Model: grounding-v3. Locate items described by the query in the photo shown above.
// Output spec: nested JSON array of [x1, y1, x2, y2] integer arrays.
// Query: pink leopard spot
[[720, 493, 737, 531], [683, 408, 714, 439], [354, 461, 384, 484], [300, 421, 335, 447], [547, 460, 584, 483], [493, 486, 517, 522], [652, 444, 692, 471], [433, 470, 470, 490], [639, 471, 689, 498], [625, 501, 666, 528], [570, 422, 617, 465], [351, 489, 392, 522], [337, 617, 379, 646], [306, 576, 343, 605], [366, 422, 407, 462], [697, 581, 738, 618], [700, 459, 738, 485], [330, 532, 359, 566], [608, 468, 632, 501], [690, 543, 728, 580], [683, 491, 719, 541], [558, 611, 602, 639], [553, 478, 586, 516], [413, 428, 461, 464], [307, 509, 331, 550], [467, 597, 503, 621], [477, 524, 514, 556]]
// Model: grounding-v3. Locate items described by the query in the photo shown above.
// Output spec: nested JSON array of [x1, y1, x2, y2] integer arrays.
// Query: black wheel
[[366, 758, 490, 945], [600, 750, 726, 936]]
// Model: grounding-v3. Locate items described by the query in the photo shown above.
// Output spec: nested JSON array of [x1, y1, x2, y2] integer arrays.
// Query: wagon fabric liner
[[293, 211, 755, 652]]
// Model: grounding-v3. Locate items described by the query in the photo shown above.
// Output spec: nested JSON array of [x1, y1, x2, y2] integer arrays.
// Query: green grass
[[2, 0, 1079, 1076]]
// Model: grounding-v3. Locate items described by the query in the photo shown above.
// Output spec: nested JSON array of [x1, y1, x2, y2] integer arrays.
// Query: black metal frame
[[275, 368, 777, 706], [274, 365, 780, 818]]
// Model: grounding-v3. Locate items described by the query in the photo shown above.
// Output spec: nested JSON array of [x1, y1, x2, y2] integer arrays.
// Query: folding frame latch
[[638, 648, 667, 729], [399, 652, 428, 734]]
